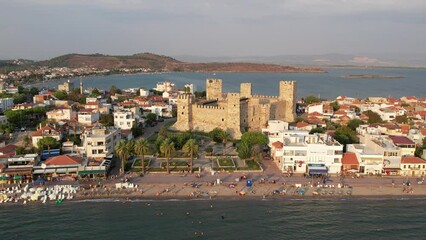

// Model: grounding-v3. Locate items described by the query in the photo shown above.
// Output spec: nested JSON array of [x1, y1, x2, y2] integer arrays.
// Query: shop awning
[[78, 170, 106, 175], [309, 169, 328, 175]]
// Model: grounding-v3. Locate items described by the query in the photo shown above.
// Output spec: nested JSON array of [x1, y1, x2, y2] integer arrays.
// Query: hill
[[3, 52, 325, 73]]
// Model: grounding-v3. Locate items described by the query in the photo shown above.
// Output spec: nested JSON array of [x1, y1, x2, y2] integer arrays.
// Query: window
[[92, 150, 97, 154]]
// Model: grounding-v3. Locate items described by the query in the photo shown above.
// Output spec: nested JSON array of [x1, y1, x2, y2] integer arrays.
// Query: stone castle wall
[[173, 79, 296, 139]]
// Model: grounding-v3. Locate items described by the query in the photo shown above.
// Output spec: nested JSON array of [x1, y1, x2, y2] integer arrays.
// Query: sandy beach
[[73, 182, 426, 201]]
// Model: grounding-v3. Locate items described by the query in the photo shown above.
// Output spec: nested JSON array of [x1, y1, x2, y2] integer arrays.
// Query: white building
[[78, 109, 100, 125], [0, 98, 14, 113], [140, 88, 150, 97], [46, 108, 76, 121], [81, 126, 120, 159], [266, 127, 343, 174], [154, 81, 175, 92], [114, 110, 136, 130], [184, 83, 197, 94], [0, 115, 7, 125]]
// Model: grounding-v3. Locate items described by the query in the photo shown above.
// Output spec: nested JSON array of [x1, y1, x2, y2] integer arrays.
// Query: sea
[[14, 68, 426, 239], [31, 68, 426, 99], [1, 198, 426, 239]]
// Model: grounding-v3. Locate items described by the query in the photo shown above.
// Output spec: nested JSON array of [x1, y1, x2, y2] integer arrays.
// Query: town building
[[0, 98, 14, 113], [400, 156, 426, 177], [140, 88, 150, 97], [174, 79, 296, 139], [154, 81, 175, 92], [46, 108, 76, 121], [184, 83, 197, 94], [114, 110, 136, 130], [78, 109, 100, 125], [81, 126, 120, 159], [31, 125, 63, 148], [58, 80, 75, 92]]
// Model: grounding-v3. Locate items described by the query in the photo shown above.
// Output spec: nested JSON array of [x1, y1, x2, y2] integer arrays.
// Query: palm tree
[[183, 138, 199, 173], [134, 138, 150, 174], [160, 138, 175, 174], [217, 130, 231, 156], [115, 140, 132, 174]]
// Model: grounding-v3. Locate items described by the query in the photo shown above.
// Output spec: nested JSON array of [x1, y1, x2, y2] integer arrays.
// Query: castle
[[173, 79, 296, 139]]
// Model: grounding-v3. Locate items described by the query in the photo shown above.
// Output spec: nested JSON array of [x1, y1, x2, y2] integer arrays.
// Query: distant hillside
[[1, 52, 325, 73]]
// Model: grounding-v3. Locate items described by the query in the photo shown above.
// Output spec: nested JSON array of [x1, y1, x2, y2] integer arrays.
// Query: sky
[[1, 0, 426, 60]]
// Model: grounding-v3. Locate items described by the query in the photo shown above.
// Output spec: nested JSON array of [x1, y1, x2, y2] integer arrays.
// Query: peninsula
[[341, 74, 404, 79]]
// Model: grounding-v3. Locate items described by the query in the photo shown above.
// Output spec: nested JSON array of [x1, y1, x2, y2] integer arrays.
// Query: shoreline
[[2, 183, 426, 205]]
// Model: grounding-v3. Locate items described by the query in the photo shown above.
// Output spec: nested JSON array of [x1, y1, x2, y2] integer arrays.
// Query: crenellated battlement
[[178, 94, 192, 100], [251, 95, 279, 99], [206, 78, 222, 83], [195, 104, 225, 110], [280, 80, 296, 85]]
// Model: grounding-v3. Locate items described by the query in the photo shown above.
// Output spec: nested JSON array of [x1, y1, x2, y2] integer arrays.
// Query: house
[[78, 109, 100, 125], [341, 152, 359, 172], [140, 88, 150, 97], [33, 154, 85, 180], [3, 154, 38, 183], [0, 144, 16, 159], [114, 110, 136, 130], [46, 108, 76, 121], [267, 130, 343, 174], [388, 135, 416, 156], [81, 126, 120, 159], [346, 143, 385, 175], [31, 125, 62, 148], [400, 157, 426, 177]]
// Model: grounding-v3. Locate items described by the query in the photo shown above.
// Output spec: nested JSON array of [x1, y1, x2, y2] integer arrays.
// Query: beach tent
[[246, 180, 253, 187], [34, 178, 46, 184]]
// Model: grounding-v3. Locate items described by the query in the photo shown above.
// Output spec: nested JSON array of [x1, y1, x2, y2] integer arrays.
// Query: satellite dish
[[41, 163, 47, 169]]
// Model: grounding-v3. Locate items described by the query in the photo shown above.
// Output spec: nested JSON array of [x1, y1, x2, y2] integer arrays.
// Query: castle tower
[[173, 94, 193, 131], [279, 81, 296, 122], [226, 93, 242, 139], [206, 79, 222, 100], [240, 83, 252, 98]]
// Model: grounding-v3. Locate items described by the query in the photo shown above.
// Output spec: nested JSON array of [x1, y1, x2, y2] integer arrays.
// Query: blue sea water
[[32, 68, 426, 99], [1, 198, 426, 239]]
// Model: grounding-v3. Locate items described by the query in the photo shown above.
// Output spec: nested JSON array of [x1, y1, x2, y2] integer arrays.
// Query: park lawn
[[237, 160, 261, 170], [217, 158, 235, 167], [160, 161, 189, 168]]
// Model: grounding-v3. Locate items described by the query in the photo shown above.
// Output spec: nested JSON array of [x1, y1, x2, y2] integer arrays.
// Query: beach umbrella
[[34, 178, 46, 184]]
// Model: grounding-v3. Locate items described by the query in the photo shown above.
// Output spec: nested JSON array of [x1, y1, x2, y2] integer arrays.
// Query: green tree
[[309, 127, 325, 134], [330, 101, 340, 111], [131, 126, 144, 138], [237, 141, 251, 159], [240, 131, 269, 147], [146, 113, 157, 124], [134, 138, 150, 174], [333, 126, 359, 151], [363, 110, 383, 124], [304, 95, 321, 105], [99, 114, 114, 126], [110, 85, 118, 95], [209, 128, 224, 143], [347, 119, 364, 131], [159, 126, 168, 138], [251, 144, 262, 161], [23, 135, 31, 147], [182, 138, 199, 173], [13, 93, 27, 104], [53, 91, 68, 100], [395, 115, 408, 124], [91, 88, 101, 97], [160, 138, 175, 174], [37, 137, 60, 152], [114, 140, 132, 174], [217, 130, 231, 155]]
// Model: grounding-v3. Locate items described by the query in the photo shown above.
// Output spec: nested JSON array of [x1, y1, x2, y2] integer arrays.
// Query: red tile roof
[[32, 125, 60, 137], [45, 155, 83, 166], [272, 141, 283, 149], [388, 135, 415, 145], [342, 152, 359, 165], [401, 157, 426, 164], [0, 144, 17, 157], [296, 121, 310, 128]]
